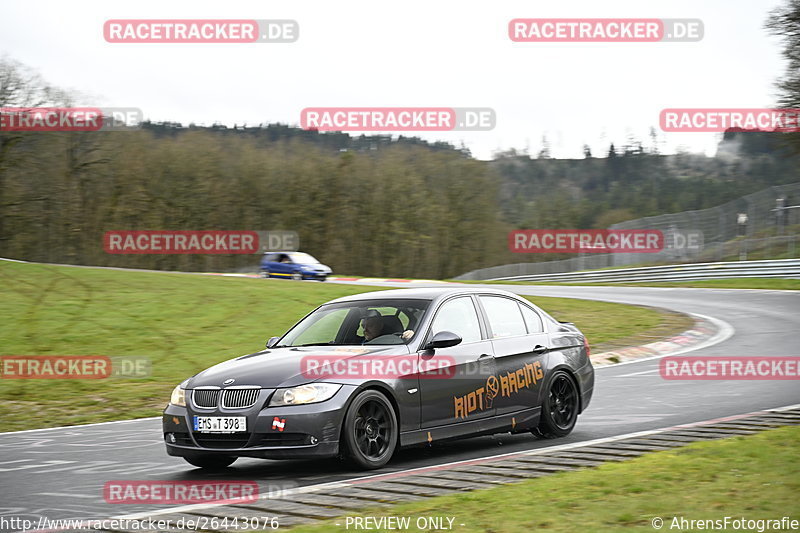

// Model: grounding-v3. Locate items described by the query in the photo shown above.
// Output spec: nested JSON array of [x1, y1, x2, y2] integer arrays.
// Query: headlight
[[170, 385, 186, 407], [269, 383, 341, 406]]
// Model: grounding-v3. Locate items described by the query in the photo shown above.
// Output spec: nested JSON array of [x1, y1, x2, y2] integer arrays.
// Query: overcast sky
[[0, 0, 787, 160]]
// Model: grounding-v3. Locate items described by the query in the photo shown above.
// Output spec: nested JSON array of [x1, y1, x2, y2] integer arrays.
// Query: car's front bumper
[[163, 385, 355, 459], [302, 271, 329, 280]]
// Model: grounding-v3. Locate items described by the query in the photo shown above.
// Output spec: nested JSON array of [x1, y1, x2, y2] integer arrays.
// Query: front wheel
[[291, 271, 303, 281], [183, 455, 237, 469], [342, 390, 398, 469], [534, 370, 579, 439]]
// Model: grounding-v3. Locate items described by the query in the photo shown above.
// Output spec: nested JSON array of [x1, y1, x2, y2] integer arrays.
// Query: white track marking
[[36, 493, 95, 499], [0, 417, 160, 436], [615, 369, 661, 377]]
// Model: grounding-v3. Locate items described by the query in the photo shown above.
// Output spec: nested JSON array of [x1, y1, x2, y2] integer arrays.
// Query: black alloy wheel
[[342, 390, 398, 469], [534, 370, 579, 438]]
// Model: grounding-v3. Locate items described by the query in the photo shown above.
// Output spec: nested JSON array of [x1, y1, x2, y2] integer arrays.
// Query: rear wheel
[[183, 454, 237, 469], [261, 269, 270, 279], [534, 370, 579, 439], [342, 390, 398, 469]]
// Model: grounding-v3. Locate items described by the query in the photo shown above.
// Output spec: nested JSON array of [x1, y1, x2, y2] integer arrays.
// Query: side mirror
[[266, 336, 280, 348], [424, 331, 462, 350]]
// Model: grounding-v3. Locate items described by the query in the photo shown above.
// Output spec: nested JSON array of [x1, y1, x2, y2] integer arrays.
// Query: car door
[[272, 253, 291, 277], [477, 295, 547, 416], [418, 295, 497, 428]]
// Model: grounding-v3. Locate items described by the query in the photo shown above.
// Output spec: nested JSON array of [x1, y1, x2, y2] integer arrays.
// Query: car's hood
[[186, 345, 409, 389]]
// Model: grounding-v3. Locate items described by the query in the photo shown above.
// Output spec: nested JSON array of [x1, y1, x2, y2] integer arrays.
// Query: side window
[[430, 297, 482, 344], [264, 253, 279, 262], [480, 296, 527, 338], [519, 303, 544, 333]]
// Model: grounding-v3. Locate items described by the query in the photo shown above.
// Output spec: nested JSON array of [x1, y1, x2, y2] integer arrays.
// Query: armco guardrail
[[488, 259, 800, 283]]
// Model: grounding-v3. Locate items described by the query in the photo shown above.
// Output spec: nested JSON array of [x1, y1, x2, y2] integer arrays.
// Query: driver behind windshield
[[361, 315, 384, 343], [357, 310, 414, 344]]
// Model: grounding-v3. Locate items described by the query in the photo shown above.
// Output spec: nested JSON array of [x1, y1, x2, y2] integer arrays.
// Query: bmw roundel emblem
[[223, 378, 235, 385]]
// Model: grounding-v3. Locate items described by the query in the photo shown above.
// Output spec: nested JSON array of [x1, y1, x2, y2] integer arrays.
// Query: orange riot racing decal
[[454, 361, 544, 420]]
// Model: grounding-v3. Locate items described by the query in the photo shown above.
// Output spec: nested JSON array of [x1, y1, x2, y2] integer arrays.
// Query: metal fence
[[491, 259, 800, 283], [456, 182, 800, 280]]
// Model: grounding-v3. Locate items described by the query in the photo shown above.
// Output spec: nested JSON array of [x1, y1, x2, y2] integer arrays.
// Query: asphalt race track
[[0, 282, 798, 527]]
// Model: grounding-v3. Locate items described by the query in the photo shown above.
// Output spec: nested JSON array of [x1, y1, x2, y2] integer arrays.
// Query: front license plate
[[193, 416, 247, 433]]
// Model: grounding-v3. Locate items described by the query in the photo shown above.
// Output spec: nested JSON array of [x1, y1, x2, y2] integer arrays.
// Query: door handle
[[531, 345, 548, 354]]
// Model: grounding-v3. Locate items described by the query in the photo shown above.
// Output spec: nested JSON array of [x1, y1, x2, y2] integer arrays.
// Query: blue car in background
[[260, 251, 332, 281]]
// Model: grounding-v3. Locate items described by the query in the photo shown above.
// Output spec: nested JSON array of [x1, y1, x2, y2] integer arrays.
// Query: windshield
[[288, 252, 319, 264], [276, 299, 431, 347]]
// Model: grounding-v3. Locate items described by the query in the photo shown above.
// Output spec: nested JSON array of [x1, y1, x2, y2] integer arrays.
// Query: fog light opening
[[310, 436, 318, 445]]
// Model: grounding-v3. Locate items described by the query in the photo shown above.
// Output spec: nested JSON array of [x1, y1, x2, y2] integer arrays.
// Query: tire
[[261, 269, 270, 279], [534, 370, 579, 439], [342, 390, 398, 469], [183, 455, 237, 469], [291, 271, 303, 281]]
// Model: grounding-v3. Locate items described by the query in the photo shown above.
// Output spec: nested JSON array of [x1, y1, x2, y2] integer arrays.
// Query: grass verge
[[286, 426, 800, 533], [2, 261, 675, 431]]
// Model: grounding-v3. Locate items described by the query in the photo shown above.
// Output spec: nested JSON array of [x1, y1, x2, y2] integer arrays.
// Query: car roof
[[327, 286, 522, 304]]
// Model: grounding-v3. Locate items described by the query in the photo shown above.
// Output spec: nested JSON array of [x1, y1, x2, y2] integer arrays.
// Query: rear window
[[479, 296, 527, 338], [519, 304, 544, 333]]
